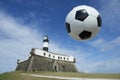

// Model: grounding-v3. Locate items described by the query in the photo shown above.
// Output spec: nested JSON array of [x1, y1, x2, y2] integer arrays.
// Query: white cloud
[[0, 11, 44, 73], [89, 37, 120, 52], [82, 58, 120, 73], [89, 38, 104, 47], [100, 0, 120, 32]]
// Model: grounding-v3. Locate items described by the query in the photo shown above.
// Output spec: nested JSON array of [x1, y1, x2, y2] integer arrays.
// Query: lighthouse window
[[74, 58, 76, 63], [53, 56, 55, 58], [58, 57, 60, 59], [44, 53, 46, 56], [67, 58, 69, 60], [49, 54, 51, 57]]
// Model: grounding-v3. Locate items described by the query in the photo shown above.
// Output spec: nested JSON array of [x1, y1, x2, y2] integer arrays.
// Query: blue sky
[[0, 0, 120, 74]]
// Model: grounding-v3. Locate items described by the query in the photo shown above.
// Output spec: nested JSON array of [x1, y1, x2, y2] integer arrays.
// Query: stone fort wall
[[16, 54, 77, 72]]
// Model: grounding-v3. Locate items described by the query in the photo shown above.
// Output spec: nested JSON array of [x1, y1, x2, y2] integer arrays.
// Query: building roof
[[34, 48, 73, 57]]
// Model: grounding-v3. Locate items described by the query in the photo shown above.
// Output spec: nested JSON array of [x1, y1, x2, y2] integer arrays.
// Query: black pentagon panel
[[97, 15, 102, 27], [79, 30, 92, 40], [75, 9, 89, 21], [65, 22, 71, 33]]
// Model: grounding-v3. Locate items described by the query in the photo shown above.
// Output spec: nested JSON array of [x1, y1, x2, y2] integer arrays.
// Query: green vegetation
[[0, 71, 61, 80], [0, 71, 120, 80], [29, 71, 120, 79]]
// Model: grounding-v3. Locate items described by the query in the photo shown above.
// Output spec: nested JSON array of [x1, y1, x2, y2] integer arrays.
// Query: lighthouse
[[43, 35, 49, 51]]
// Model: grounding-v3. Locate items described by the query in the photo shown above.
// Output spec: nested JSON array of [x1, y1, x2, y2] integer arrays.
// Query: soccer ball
[[65, 5, 102, 41]]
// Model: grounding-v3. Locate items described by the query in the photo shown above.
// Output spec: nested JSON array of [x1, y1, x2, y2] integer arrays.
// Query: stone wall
[[57, 60, 77, 72], [32, 55, 53, 71], [16, 54, 77, 72], [15, 59, 29, 71]]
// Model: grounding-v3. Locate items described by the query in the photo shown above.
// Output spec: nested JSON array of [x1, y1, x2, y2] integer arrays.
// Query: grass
[[0, 71, 62, 80], [0, 71, 120, 80], [29, 71, 120, 79]]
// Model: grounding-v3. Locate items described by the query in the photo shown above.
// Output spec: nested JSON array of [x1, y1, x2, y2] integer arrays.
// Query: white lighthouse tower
[[43, 35, 49, 51]]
